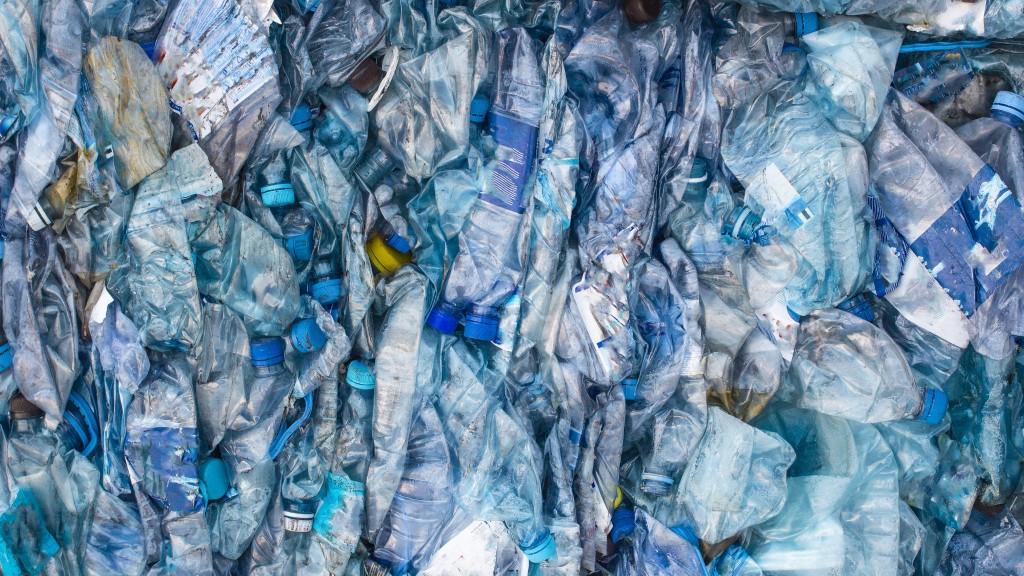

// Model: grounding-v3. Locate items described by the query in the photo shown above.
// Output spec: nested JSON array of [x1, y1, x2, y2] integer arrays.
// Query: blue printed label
[[481, 112, 537, 213], [313, 474, 364, 552], [909, 165, 1024, 316], [127, 426, 204, 513]]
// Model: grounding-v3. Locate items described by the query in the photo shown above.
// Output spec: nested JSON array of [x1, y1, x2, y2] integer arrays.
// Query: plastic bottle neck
[[992, 110, 1024, 129], [253, 362, 286, 378]]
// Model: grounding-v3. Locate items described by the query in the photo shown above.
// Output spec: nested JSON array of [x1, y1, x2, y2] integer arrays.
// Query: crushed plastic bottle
[[3, 1, 1024, 573]]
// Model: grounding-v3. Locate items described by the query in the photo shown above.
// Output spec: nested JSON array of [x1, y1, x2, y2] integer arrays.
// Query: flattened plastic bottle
[[866, 89, 1024, 359], [364, 401, 454, 576], [307, 361, 376, 573], [563, 11, 666, 383], [191, 204, 301, 336], [124, 355, 204, 514], [426, 27, 543, 342], [784, 307, 948, 424], [210, 337, 294, 559], [2, 224, 81, 425], [365, 266, 428, 534], [107, 144, 220, 350], [436, 340, 556, 564], [628, 242, 706, 497], [750, 405, 903, 576], [955, 91, 1024, 203], [944, 347, 1024, 507]]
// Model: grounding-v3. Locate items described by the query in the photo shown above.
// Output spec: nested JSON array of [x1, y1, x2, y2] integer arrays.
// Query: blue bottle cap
[[285, 227, 315, 262], [290, 103, 313, 132], [610, 507, 636, 543], [917, 387, 948, 426], [310, 277, 344, 305], [470, 96, 490, 124], [198, 458, 229, 501], [782, 42, 807, 55], [991, 91, 1024, 125], [346, 360, 376, 390], [384, 230, 411, 254], [640, 472, 674, 495], [260, 183, 296, 207], [463, 310, 500, 342], [794, 12, 818, 36], [521, 531, 557, 563], [0, 114, 16, 137], [621, 378, 639, 401], [838, 294, 875, 323], [291, 318, 328, 353], [0, 343, 12, 373], [250, 337, 285, 366], [427, 302, 460, 334]]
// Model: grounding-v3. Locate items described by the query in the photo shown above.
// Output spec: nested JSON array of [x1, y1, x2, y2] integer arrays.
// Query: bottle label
[[745, 163, 814, 238], [481, 112, 538, 213], [893, 49, 973, 104], [908, 165, 1024, 317]]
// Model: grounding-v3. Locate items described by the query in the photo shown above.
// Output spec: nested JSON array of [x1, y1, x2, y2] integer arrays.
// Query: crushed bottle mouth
[[57, 391, 99, 457]]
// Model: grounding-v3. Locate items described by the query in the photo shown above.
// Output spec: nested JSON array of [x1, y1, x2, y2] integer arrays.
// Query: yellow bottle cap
[[614, 487, 623, 509], [366, 234, 411, 276]]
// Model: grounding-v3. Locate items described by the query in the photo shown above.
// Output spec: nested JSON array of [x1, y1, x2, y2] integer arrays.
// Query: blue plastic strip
[[899, 39, 992, 54], [269, 392, 314, 459]]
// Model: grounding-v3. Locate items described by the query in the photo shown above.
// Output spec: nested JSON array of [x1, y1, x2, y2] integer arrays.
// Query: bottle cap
[[291, 318, 328, 353], [613, 487, 623, 509], [794, 12, 818, 36], [640, 472, 674, 495], [991, 91, 1024, 125], [346, 360, 376, 390], [621, 377, 638, 401], [366, 234, 412, 276], [470, 96, 490, 124], [463, 310, 499, 342], [722, 206, 761, 242], [285, 227, 315, 262], [0, 114, 16, 137], [838, 294, 875, 323], [9, 394, 43, 420], [310, 277, 344, 305], [290, 103, 313, 132], [260, 183, 296, 207], [427, 302, 460, 334], [283, 498, 319, 532], [0, 342, 12, 373], [198, 458, 229, 501], [917, 387, 948, 426], [624, 0, 661, 25], [250, 337, 286, 366], [348, 58, 385, 96], [384, 230, 412, 254], [521, 531, 557, 563], [610, 507, 636, 543]]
